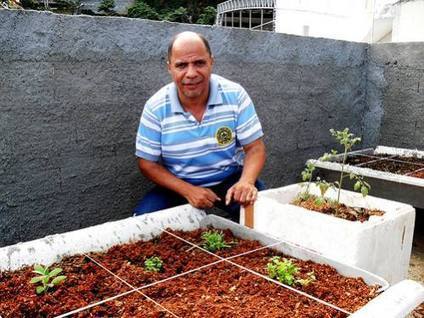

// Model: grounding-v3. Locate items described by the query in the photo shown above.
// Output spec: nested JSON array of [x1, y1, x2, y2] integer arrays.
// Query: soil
[[292, 196, 384, 222], [346, 154, 424, 178], [0, 229, 381, 318]]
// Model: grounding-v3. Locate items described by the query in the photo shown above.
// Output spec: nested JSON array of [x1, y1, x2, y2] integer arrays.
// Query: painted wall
[[275, 0, 375, 42], [2, 9, 422, 246]]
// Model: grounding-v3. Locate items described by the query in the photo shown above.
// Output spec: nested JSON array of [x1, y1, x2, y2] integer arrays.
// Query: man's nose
[[186, 64, 197, 77]]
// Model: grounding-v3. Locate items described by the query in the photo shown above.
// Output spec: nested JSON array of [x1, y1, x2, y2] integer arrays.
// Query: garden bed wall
[[0, 9, 370, 246]]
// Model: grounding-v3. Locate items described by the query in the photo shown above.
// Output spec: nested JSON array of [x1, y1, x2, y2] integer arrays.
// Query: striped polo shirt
[[135, 74, 263, 187]]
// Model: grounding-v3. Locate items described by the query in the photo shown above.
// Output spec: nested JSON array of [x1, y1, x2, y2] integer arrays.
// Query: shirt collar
[[169, 74, 223, 114]]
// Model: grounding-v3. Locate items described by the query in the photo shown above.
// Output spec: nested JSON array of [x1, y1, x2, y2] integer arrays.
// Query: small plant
[[296, 271, 316, 287], [266, 257, 316, 287], [98, 0, 115, 14], [30, 264, 66, 294], [266, 256, 299, 286], [314, 177, 334, 206], [300, 162, 316, 200], [201, 230, 231, 252], [329, 128, 365, 203], [144, 256, 163, 272]]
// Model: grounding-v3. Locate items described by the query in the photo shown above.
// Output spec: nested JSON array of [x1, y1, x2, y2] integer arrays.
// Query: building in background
[[216, 0, 424, 43]]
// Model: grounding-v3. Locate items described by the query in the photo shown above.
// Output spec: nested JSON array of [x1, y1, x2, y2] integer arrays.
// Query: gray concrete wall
[[1, 9, 369, 246], [368, 43, 424, 149]]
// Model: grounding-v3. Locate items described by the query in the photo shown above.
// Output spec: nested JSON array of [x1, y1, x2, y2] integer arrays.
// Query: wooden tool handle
[[244, 204, 254, 228]]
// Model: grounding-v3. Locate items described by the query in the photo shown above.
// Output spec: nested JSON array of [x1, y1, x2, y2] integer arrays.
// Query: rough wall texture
[[369, 43, 424, 149], [0, 9, 372, 246]]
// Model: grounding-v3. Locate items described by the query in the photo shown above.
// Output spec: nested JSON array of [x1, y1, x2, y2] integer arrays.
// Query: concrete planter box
[[309, 146, 424, 209], [1, 205, 422, 317], [240, 183, 415, 285]]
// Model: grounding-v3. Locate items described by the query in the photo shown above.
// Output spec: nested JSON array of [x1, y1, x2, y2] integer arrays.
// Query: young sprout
[[314, 177, 333, 206], [329, 128, 362, 203], [266, 256, 299, 286], [144, 256, 163, 272], [30, 264, 66, 294], [201, 230, 231, 252], [300, 162, 316, 200], [296, 271, 316, 287]]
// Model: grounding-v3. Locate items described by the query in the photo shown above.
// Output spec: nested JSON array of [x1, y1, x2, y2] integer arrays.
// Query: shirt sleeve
[[236, 87, 264, 146], [135, 104, 162, 162]]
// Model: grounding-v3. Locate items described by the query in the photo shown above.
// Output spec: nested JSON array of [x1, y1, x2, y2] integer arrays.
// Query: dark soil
[[292, 196, 384, 222], [346, 154, 424, 178], [0, 229, 381, 317], [345, 154, 393, 165]]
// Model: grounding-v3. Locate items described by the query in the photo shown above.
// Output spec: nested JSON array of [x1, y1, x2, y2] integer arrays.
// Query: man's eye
[[195, 61, 206, 67], [176, 63, 187, 69]]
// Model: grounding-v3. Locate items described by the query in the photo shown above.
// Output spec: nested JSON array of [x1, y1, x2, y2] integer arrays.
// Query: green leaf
[[51, 275, 67, 285], [361, 186, 369, 197], [48, 268, 62, 278], [33, 264, 46, 275], [354, 181, 361, 191], [36, 285, 46, 294], [30, 276, 45, 284]]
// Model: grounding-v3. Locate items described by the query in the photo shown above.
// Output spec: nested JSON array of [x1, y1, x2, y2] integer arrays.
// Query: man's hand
[[185, 185, 221, 209], [225, 181, 258, 206]]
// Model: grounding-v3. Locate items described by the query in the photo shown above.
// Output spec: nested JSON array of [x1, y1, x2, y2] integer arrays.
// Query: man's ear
[[211, 55, 215, 66], [167, 60, 171, 73]]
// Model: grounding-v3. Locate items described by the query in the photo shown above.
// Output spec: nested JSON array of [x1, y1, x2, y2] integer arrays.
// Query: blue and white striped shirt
[[135, 74, 263, 187]]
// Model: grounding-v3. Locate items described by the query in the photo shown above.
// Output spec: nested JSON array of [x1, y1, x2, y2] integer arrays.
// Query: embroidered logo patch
[[215, 126, 233, 146]]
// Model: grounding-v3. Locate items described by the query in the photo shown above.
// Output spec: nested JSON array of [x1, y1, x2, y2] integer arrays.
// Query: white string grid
[[55, 226, 355, 317]]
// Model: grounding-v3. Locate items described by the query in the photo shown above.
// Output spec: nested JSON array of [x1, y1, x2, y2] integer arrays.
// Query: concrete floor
[[409, 210, 424, 284], [408, 210, 424, 317]]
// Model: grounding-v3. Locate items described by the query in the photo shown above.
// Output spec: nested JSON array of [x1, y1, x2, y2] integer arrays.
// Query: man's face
[[168, 38, 214, 102]]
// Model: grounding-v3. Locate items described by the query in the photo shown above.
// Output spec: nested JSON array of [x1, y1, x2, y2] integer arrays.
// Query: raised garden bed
[[310, 146, 424, 209], [241, 184, 415, 284], [1, 206, 421, 317]]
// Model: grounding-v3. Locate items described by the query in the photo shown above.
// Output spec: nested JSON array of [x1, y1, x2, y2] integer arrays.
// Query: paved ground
[[409, 210, 424, 284], [408, 210, 424, 317]]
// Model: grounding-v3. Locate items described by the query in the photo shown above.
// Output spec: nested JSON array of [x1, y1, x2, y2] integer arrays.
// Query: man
[[134, 31, 266, 219]]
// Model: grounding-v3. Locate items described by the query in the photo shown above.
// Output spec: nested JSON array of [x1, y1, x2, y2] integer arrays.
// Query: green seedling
[[296, 271, 316, 287], [144, 256, 163, 272], [266, 256, 299, 286], [30, 264, 66, 294], [314, 177, 334, 206], [266, 257, 316, 287], [329, 128, 362, 203], [300, 161, 316, 200], [201, 230, 231, 252]]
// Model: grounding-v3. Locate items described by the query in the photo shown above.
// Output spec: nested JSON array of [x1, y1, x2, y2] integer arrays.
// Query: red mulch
[[0, 229, 381, 317]]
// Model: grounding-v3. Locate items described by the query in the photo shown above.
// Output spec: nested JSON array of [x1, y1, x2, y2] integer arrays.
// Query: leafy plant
[[300, 161, 316, 200], [98, 0, 115, 14], [30, 264, 66, 294], [329, 128, 363, 203], [296, 271, 316, 287], [196, 6, 216, 25], [266, 256, 299, 285], [127, 1, 160, 19], [314, 177, 333, 206], [266, 257, 316, 287], [144, 256, 163, 272], [162, 6, 191, 23], [201, 230, 230, 252]]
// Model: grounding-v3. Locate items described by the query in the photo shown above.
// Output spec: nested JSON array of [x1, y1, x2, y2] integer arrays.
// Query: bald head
[[167, 32, 212, 62]]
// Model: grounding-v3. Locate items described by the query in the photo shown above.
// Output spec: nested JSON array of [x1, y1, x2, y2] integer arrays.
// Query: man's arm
[[225, 138, 266, 206], [138, 159, 220, 209]]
